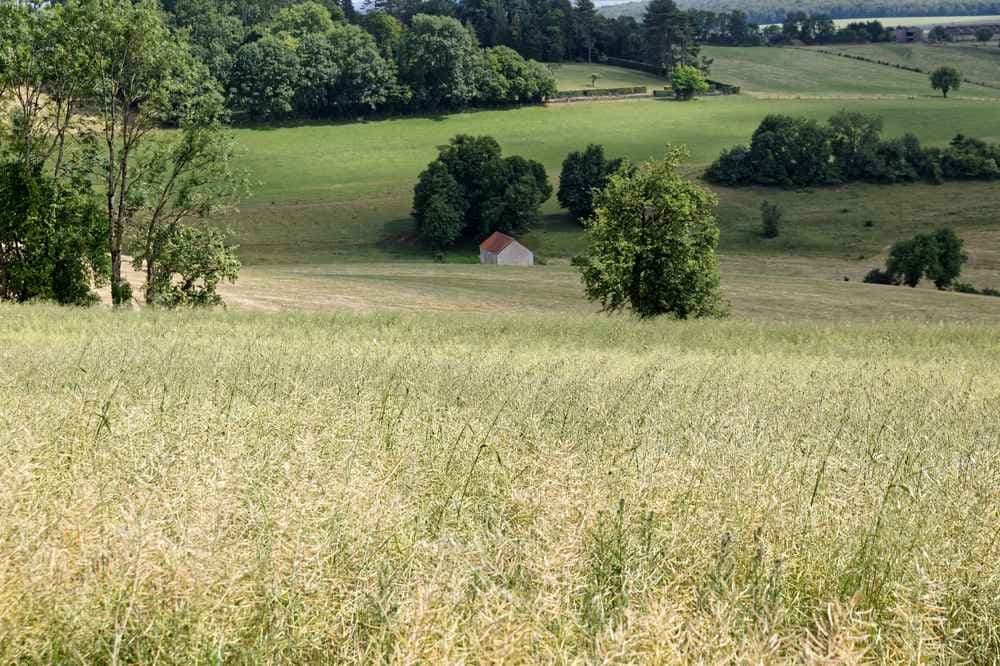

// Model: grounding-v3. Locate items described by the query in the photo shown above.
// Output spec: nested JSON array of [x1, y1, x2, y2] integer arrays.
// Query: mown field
[[2, 306, 999, 662], [701, 45, 1000, 98], [551, 62, 666, 91], [819, 41, 1000, 89]]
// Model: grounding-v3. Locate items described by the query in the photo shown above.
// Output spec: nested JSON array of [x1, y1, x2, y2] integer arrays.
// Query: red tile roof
[[479, 231, 516, 254]]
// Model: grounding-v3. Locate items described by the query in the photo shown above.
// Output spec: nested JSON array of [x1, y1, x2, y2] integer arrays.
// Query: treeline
[[706, 112, 1000, 187], [602, 0, 1000, 26], [165, 1, 556, 119], [161, 0, 732, 118]]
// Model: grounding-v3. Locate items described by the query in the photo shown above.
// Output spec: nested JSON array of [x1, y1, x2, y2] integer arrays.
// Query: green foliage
[[168, 0, 246, 84], [575, 146, 725, 319], [939, 134, 1000, 179], [557, 144, 623, 223], [145, 225, 240, 307], [362, 11, 403, 58], [412, 135, 550, 249], [930, 65, 962, 97], [270, 1, 340, 42], [413, 161, 465, 250], [928, 25, 952, 42], [670, 64, 709, 100], [759, 200, 781, 238], [884, 228, 967, 289], [975, 26, 993, 41], [478, 46, 556, 105], [229, 35, 301, 119], [702, 144, 752, 185], [707, 110, 1000, 189], [828, 110, 883, 181], [0, 163, 108, 305], [643, 0, 699, 71], [398, 14, 482, 110]]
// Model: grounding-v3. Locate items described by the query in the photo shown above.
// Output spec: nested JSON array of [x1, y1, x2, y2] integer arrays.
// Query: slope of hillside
[[702, 45, 1000, 97], [819, 41, 1000, 89]]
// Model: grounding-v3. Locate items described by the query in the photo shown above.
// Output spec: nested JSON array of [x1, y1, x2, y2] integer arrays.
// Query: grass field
[[702, 45, 999, 98], [819, 41, 1000, 89], [829, 14, 1000, 26], [551, 62, 666, 91], [2, 306, 998, 662]]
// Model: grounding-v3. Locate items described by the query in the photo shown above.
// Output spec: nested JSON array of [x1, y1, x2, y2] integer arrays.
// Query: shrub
[[670, 64, 709, 100], [759, 200, 782, 238], [704, 145, 752, 185], [863, 268, 898, 285]]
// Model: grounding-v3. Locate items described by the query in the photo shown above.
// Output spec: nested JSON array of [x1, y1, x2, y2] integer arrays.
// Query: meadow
[[2, 305, 998, 662], [819, 41, 1000, 89], [551, 62, 667, 90]]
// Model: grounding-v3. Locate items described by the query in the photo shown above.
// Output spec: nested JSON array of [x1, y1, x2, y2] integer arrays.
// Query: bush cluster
[[863, 228, 967, 290], [412, 135, 551, 251], [706, 112, 1000, 188]]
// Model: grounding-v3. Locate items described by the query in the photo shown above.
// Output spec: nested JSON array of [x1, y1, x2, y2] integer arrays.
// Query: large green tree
[[398, 14, 482, 109], [575, 147, 724, 319]]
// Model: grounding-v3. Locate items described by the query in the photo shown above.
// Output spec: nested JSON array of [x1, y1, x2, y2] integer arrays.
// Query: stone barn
[[479, 231, 533, 266]]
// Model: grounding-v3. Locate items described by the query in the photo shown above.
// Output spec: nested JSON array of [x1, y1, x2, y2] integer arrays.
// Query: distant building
[[895, 27, 924, 42], [479, 231, 533, 266]]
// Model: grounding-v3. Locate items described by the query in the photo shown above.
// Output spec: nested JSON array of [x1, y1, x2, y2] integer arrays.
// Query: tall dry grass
[[1, 305, 998, 663]]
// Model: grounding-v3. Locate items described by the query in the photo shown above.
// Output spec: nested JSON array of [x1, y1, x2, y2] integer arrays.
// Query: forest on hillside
[[600, 0, 1000, 24]]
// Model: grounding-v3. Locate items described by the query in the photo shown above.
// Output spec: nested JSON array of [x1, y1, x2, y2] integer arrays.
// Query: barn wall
[[480, 250, 498, 264], [497, 243, 533, 266]]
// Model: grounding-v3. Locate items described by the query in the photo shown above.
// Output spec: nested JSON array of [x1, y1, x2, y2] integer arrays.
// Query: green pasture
[[820, 41, 1000, 88], [550, 62, 666, 91], [701, 45, 1000, 98]]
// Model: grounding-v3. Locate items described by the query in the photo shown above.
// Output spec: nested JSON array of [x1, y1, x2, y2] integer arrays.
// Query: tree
[[413, 160, 465, 250], [930, 66, 962, 98], [228, 35, 301, 118], [398, 14, 481, 109], [478, 46, 555, 105], [270, 1, 340, 42], [0, 162, 108, 305], [412, 135, 550, 249], [0, 1, 98, 178], [557, 144, 622, 222], [746, 115, 836, 187], [81, 0, 247, 305], [168, 0, 246, 84], [670, 64, 708, 100], [362, 11, 403, 58], [759, 200, 781, 238], [927, 25, 951, 42], [482, 155, 552, 234], [828, 110, 883, 180], [975, 26, 993, 42], [575, 146, 725, 319], [884, 228, 967, 288], [643, 0, 698, 72], [575, 0, 598, 62]]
